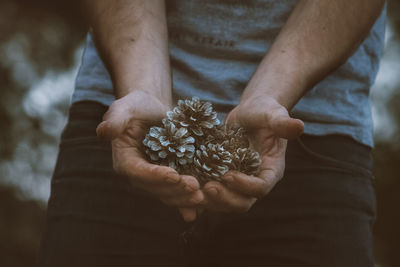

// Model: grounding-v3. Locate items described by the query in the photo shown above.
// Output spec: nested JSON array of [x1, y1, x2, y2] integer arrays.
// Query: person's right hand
[[96, 90, 204, 222]]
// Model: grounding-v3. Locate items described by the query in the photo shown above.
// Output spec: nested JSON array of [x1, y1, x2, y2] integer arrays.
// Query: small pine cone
[[231, 148, 261, 176], [203, 124, 248, 148], [202, 124, 225, 145], [166, 97, 220, 137], [222, 125, 249, 151], [192, 143, 232, 184], [143, 119, 195, 170]]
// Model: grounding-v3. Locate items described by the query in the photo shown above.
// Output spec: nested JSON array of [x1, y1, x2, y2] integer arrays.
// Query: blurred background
[[0, 0, 399, 266]]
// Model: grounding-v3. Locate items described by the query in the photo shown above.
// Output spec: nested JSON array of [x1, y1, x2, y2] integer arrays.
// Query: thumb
[[235, 101, 304, 140], [224, 107, 239, 127], [269, 114, 304, 140], [267, 105, 304, 139], [96, 104, 130, 140]]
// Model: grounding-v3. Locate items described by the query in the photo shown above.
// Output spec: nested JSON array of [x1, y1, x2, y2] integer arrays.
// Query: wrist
[[113, 73, 173, 108], [241, 70, 307, 111], [240, 86, 292, 112], [118, 89, 172, 109]]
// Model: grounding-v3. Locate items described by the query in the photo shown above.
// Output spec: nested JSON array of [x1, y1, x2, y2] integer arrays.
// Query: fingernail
[[206, 187, 218, 196]]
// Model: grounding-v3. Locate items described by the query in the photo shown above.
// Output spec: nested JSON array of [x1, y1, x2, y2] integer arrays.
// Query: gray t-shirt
[[73, 0, 386, 147]]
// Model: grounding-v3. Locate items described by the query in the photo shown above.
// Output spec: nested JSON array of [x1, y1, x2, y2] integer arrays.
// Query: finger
[[118, 156, 180, 185], [223, 170, 277, 198], [179, 208, 197, 222], [180, 175, 201, 192], [160, 190, 205, 208], [203, 182, 257, 213], [150, 175, 201, 197], [116, 147, 201, 191]]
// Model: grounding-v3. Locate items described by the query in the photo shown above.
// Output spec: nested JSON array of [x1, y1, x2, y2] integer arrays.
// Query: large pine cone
[[166, 97, 220, 137], [192, 143, 232, 184], [143, 119, 195, 170], [203, 125, 261, 176]]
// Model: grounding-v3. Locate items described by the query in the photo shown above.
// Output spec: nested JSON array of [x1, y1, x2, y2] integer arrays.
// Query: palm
[[200, 96, 303, 212], [104, 91, 170, 176], [249, 127, 287, 188], [226, 99, 289, 190], [97, 91, 204, 221]]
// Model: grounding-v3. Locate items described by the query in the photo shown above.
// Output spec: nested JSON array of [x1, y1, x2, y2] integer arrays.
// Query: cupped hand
[[96, 90, 203, 222], [202, 94, 304, 212]]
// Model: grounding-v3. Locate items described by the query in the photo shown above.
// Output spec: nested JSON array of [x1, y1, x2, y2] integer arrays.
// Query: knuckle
[[271, 105, 287, 117], [183, 181, 198, 192], [148, 165, 158, 176], [148, 165, 163, 179]]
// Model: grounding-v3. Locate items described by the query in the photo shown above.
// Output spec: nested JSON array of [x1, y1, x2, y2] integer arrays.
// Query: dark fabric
[[37, 101, 376, 267]]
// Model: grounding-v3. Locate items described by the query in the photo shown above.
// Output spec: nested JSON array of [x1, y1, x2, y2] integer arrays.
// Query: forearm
[[84, 0, 171, 104], [242, 0, 385, 110]]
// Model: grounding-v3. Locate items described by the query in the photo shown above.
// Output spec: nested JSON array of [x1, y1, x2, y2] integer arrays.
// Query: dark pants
[[37, 101, 376, 267]]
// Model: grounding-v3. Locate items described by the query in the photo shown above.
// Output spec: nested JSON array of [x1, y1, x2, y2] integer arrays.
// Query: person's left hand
[[201, 94, 304, 212]]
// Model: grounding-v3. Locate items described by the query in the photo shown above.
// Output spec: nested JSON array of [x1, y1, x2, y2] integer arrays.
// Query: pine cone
[[192, 143, 232, 184], [204, 125, 261, 176], [231, 148, 261, 176], [142, 96, 262, 185], [166, 97, 220, 137], [205, 124, 249, 150], [143, 118, 195, 170]]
